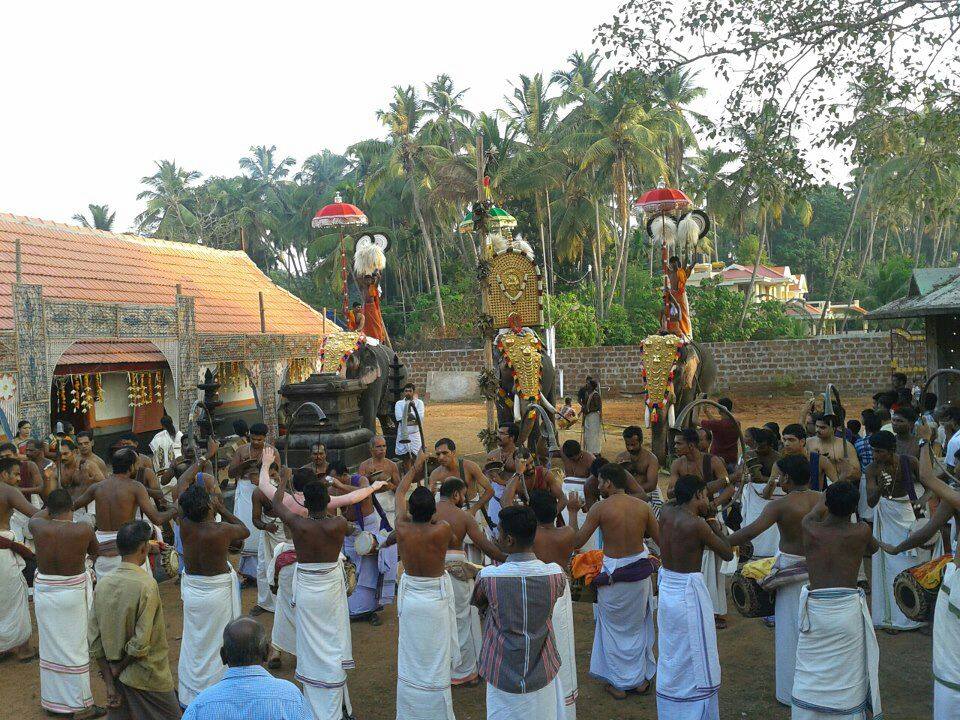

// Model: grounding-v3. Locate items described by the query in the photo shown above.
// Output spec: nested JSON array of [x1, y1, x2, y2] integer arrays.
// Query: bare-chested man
[[393, 467, 457, 715], [890, 405, 921, 459], [430, 437, 494, 524], [726, 453, 822, 705], [76, 431, 108, 477], [485, 423, 522, 528], [0, 456, 38, 662], [250, 467, 287, 618], [113, 434, 165, 505], [806, 413, 859, 482], [656, 475, 734, 719], [567, 464, 659, 699], [56, 438, 104, 526], [71, 447, 176, 578], [615, 426, 661, 514], [501, 447, 566, 515], [793, 483, 881, 717], [529, 489, 578, 716], [0, 442, 45, 550], [434, 477, 506, 686], [29, 488, 103, 718], [271, 471, 356, 720], [301, 442, 330, 480], [228, 422, 273, 583], [359, 435, 401, 527], [176, 484, 248, 706]]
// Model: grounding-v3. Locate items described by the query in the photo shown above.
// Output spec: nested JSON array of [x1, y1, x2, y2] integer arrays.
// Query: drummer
[[614, 426, 661, 514], [358, 435, 401, 527], [301, 443, 330, 481], [429, 438, 494, 561]]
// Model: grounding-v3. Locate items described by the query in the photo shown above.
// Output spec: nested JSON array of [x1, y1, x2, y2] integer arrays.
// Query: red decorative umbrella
[[311, 192, 368, 228], [634, 180, 691, 215]]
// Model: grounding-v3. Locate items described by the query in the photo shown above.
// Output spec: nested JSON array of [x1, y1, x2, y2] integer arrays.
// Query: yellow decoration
[[640, 334, 684, 417], [483, 250, 543, 329], [496, 331, 543, 401], [216, 362, 248, 393], [288, 357, 316, 384], [319, 332, 365, 374]]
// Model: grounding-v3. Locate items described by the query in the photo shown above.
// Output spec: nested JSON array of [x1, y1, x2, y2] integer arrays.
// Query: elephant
[[648, 341, 717, 464], [492, 335, 558, 453], [342, 340, 406, 437]]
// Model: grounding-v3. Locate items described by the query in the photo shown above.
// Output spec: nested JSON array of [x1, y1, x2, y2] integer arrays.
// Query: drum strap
[[459, 457, 497, 530], [350, 473, 392, 532], [809, 452, 822, 491], [899, 454, 918, 502]]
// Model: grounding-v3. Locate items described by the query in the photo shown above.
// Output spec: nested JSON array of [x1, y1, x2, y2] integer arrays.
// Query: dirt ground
[[1, 392, 935, 719]]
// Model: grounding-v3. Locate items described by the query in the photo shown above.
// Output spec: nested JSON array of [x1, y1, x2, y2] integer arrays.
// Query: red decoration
[[634, 186, 691, 215], [312, 192, 368, 228]]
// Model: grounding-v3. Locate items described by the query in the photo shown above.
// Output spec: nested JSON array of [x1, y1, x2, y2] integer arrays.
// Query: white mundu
[[395, 398, 425, 455], [0, 531, 32, 656], [934, 563, 960, 719]]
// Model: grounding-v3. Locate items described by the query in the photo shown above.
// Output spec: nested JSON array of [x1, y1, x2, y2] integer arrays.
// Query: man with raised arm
[[806, 413, 859, 483], [71, 448, 177, 579], [358, 435, 401, 527], [614, 426, 661, 514], [176, 485, 248, 708], [270, 464, 357, 720], [227, 422, 272, 585], [567, 463, 659, 700], [433, 476, 506, 688], [656, 474, 734, 720], [793, 483, 881, 719], [726, 454, 822, 706], [530, 490, 578, 719], [393, 452, 458, 718], [29, 488, 103, 718], [57, 438, 104, 526]]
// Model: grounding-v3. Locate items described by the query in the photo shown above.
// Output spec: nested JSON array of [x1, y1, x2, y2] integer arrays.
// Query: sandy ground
[[2, 392, 935, 719]]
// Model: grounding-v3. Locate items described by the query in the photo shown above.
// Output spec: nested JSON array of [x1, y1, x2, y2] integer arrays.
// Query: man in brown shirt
[[88, 520, 181, 719]]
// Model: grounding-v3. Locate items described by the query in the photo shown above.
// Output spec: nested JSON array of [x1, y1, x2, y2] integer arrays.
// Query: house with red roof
[[0, 213, 337, 443]]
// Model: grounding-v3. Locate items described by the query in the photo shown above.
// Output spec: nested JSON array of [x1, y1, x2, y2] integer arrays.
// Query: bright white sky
[[3, 0, 649, 231]]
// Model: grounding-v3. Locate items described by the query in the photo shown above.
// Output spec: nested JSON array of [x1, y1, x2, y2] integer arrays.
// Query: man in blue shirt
[[183, 617, 312, 719]]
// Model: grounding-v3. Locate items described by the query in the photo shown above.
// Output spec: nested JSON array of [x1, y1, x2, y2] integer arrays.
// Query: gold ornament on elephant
[[319, 331, 366, 374], [640, 334, 684, 425], [483, 251, 543, 329], [497, 331, 543, 401]]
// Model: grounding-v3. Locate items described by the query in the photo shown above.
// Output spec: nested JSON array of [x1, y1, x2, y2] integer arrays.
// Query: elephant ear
[[358, 350, 382, 386]]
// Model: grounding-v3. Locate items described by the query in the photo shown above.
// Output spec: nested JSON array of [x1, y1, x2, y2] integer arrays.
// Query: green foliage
[[600, 304, 634, 345], [735, 234, 765, 265], [545, 293, 602, 347], [690, 279, 805, 342]]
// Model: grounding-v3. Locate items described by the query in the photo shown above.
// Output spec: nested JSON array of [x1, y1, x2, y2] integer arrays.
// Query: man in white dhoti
[[472, 506, 567, 720], [737, 428, 783, 558], [268, 541, 298, 665], [393, 467, 459, 719], [433, 477, 506, 687], [250, 477, 287, 615], [395, 383, 425, 457], [656, 475, 735, 720], [793, 482, 881, 719], [614, 427, 662, 516], [29, 488, 103, 718], [70, 448, 175, 579], [227, 422, 272, 584], [580, 378, 603, 456], [531, 491, 578, 718], [270, 466, 357, 720], [567, 464, 659, 699], [865, 431, 927, 631], [359, 435, 402, 529], [176, 484, 247, 707], [727, 453, 822, 706], [0, 455, 38, 663]]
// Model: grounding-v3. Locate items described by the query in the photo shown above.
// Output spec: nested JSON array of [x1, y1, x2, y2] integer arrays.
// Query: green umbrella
[[458, 205, 518, 233]]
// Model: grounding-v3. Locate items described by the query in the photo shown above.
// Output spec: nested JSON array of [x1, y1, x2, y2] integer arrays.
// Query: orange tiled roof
[[56, 340, 166, 368], [0, 213, 332, 336]]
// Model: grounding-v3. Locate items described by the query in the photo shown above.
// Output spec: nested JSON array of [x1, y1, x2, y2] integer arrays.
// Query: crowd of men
[[0, 372, 958, 720]]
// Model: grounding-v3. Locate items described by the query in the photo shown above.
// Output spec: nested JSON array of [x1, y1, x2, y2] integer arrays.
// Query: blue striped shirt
[[182, 665, 313, 719]]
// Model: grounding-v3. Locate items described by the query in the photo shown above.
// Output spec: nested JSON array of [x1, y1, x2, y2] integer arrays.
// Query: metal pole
[[478, 133, 497, 445], [259, 292, 266, 334]]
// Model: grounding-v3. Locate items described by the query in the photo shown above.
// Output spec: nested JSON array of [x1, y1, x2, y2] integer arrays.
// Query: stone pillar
[[13, 284, 51, 438]]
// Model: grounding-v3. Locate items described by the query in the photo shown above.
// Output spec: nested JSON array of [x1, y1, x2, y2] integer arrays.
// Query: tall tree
[[72, 204, 116, 231], [136, 160, 202, 241]]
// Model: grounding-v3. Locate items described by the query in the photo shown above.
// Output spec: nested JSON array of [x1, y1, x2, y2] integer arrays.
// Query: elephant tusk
[[539, 395, 557, 416], [513, 393, 522, 423]]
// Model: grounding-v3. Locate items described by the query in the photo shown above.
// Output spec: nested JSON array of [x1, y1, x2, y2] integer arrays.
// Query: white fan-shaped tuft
[[354, 236, 386, 275]]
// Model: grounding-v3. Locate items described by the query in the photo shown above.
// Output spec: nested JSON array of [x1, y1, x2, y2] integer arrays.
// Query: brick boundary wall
[[399, 332, 890, 399]]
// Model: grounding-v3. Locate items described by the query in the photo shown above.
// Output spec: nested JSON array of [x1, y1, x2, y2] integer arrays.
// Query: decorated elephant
[[492, 329, 558, 451], [640, 334, 717, 464], [320, 332, 404, 437]]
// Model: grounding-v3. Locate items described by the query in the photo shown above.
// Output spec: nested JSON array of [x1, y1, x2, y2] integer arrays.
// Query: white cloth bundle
[[177, 568, 242, 706], [35, 572, 94, 715], [552, 580, 578, 719], [792, 586, 881, 719], [561, 478, 599, 551], [269, 542, 297, 656], [741, 482, 783, 557], [445, 550, 482, 686], [872, 496, 928, 630], [768, 552, 808, 706], [590, 551, 656, 691], [93, 530, 148, 579], [396, 573, 458, 719], [295, 560, 354, 720], [233, 479, 261, 577], [656, 568, 721, 720], [934, 563, 960, 719]]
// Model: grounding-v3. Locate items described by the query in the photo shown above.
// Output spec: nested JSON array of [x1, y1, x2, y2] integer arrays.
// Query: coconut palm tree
[[136, 160, 203, 241], [72, 204, 116, 231], [656, 70, 709, 185], [421, 74, 475, 152]]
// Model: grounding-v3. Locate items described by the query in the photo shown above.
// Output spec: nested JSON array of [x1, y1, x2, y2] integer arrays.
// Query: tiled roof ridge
[[0, 212, 248, 258]]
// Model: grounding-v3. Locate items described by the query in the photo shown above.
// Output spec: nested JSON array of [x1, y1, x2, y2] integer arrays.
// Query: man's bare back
[[271, 472, 351, 564], [434, 495, 505, 562], [74, 476, 173, 531], [180, 495, 249, 575], [659, 503, 733, 573], [534, 522, 576, 569], [396, 520, 451, 577], [802, 496, 877, 590], [728, 488, 822, 557], [30, 516, 98, 576]]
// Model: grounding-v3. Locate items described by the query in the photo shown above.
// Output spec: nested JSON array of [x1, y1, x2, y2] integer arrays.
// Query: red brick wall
[[399, 332, 890, 398]]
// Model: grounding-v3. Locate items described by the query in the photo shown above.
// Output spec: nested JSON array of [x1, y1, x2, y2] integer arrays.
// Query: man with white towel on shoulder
[[793, 482, 881, 719], [656, 474, 735, 720], [176, 484, 248, 708], [70, 448, 176, 579], [567, 464, 659, 700], [726, 453, 822, 708], [30, 488, 103, 719], [393, 462, 460, 719], [395, 383, 425, 457]]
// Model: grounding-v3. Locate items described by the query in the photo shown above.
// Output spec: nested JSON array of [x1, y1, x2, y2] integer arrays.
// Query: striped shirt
[[854, 436, 873, 471], [471, 553, 566, 694], [181, 665, 312, 719]]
